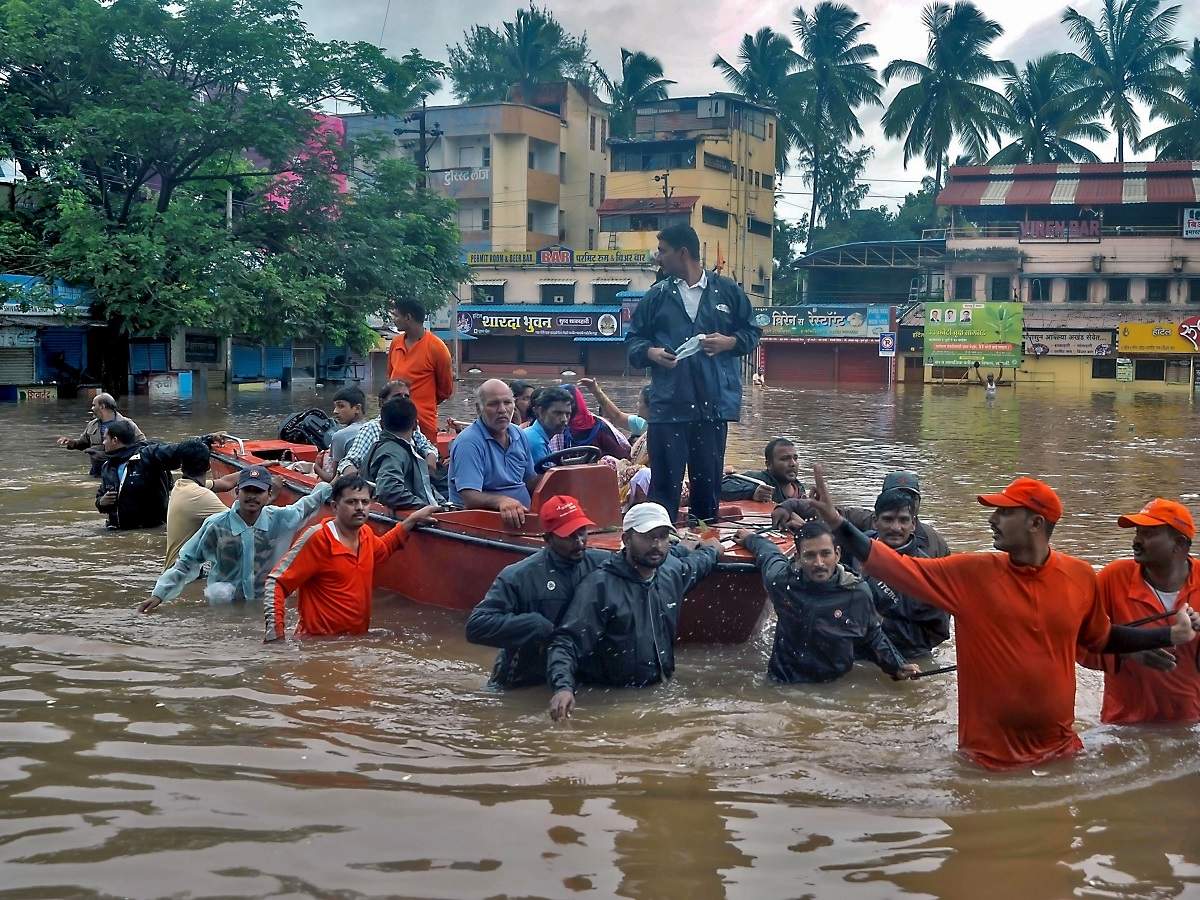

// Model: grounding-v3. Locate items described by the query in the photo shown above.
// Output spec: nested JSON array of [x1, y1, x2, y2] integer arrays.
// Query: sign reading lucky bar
[[457, 308, 622, 338]]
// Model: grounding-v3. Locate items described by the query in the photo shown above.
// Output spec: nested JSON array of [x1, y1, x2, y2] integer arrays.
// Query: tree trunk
[[935, 156, 943, 193], [807, 162, 820, 249], [1116, 129, 1124, 163]]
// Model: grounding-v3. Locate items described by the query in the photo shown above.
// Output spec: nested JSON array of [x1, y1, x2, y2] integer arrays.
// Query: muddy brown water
[[2, 380, 1198, 899]]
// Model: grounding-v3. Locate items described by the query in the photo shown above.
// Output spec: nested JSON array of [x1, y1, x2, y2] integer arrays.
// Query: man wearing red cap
[[808, 468, 1200, 770], [1080, 498, 1200, 724], [466, 495, 610, 688]]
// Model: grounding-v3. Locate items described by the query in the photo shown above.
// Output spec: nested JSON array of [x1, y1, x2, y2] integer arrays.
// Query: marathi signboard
[[1117, 318, 1200, 355], [1019, 214, 1101, 242], [456, 308, 622, 338], [924, 302, 1024, 366], [1184, 208, 1200, 239], [0, 327, 37, 349], [758, 304, 890, 342], [899, 325, 924, 354], [1023, 329, 1115, 357], [466, 248, 656, 267]]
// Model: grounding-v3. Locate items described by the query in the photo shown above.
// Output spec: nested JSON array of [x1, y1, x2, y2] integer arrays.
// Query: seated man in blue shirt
[[524, 386, 574, 468], [449, 379, 540, 529]]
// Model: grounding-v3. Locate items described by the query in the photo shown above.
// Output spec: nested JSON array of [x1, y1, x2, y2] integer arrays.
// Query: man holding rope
[[806, 467, 1200, 770]]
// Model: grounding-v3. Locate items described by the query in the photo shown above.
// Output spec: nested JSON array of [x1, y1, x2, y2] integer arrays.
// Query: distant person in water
[[985, 373, 997, 399], [57, 392, 145, 477]]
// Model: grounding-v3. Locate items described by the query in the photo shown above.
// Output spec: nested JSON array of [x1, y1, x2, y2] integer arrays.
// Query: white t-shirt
[[677, 271, 707, 321], [1151, 587, 1180, 611]]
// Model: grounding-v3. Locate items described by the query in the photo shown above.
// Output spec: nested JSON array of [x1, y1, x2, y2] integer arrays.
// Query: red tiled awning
[[598, 195, 700, 215], [936, 162, 1200, 206]]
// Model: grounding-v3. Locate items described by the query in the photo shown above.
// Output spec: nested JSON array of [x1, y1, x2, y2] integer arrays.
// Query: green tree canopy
[[989, 54, 1110, 163], [713, 26, 800, 174], [0, 0, 464, 356], [1137, 38, 1200, 159], [447, 4, 596, 103], [598, 49, 673, 139]]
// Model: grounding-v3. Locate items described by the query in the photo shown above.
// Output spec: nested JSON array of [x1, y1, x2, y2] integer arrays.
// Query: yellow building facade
[[599, 94, 777, 302]]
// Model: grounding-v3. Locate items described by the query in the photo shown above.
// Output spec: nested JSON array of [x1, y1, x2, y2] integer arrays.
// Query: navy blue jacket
[[626, 271, 762, 423]]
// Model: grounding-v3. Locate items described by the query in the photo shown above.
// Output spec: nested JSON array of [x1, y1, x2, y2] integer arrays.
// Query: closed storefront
[[579, 339, 627, 375], [231, 342, 263, 381], [263, 345, 293, 380], [129, 340, 169, 374], [0, 347, 36, 384], [38, 327, 88, 382], [464, 335, 521, 365], [763, 343, 887, 385], [523, 337, 577, 364], [836, 345, 888, 383]]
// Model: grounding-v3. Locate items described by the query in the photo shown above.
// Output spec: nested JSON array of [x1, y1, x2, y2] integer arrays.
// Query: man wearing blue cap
[[141, 466, 332, 613]]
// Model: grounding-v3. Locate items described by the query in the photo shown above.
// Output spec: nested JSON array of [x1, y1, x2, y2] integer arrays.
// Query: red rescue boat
[[207, 436, 786, 644]]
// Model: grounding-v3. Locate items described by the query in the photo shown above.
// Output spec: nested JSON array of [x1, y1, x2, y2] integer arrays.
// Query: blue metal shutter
[[37, 327, 87, 380], [232, 343, 263, 380], [264, 345, 293, 379], [129, 340, 169, 374]]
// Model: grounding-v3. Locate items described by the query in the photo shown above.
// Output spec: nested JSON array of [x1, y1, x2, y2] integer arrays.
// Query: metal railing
[[942, 222, 1183, 240]]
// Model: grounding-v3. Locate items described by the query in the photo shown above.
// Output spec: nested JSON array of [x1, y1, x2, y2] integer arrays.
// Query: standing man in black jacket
[[95, 420, 179, 530], [627, 224, 762, 524], [465, 495, 610, 688]]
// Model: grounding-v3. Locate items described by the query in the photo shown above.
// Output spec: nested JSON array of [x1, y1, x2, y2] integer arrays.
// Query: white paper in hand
[[673, 333, 705, 361]]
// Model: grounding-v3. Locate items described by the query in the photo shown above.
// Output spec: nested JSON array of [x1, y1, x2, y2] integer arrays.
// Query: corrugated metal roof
[[597, 195, 700, 214], [937, 161, 1200, 207]]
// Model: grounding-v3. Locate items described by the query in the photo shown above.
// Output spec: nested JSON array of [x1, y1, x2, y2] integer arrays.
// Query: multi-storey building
[[600, 93, 777, 303]]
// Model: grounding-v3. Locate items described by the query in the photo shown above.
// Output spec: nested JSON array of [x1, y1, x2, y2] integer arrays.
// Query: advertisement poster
[[1184, 208, 1200, 239], [1023, 330, 1115, 357], [1116, 319, 1200, 355], [924, 302, 1024, 366], [759, 305, 890, 341]]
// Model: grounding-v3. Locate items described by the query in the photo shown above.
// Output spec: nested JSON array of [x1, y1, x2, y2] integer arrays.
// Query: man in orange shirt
[[1080, 498, 1200, 724], [387, 297, 454, 443], [808, 468, 1199, 770], [264, 475, 438, 641]]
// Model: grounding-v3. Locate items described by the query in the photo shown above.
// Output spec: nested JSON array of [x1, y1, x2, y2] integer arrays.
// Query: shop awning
[[471, 278, 507, 286], [574, 336, 627, 343], [591, 278, 631, 285], [433, 329, 475, 341], [937, 161, 1200, 206], [539, 278, 577, 285]]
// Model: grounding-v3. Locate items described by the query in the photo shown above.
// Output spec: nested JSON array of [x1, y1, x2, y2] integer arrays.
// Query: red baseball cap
[[539, 495, 595, 537], [977, 476, 1063, 524], [1118, 498, 1196, 539]]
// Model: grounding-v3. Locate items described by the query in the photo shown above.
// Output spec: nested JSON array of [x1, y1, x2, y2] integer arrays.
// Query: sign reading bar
[[1023, 329, 1114, 357], [759, 304, 890, 341], [466, 248, 656, 267], [1117, 319, 1200, 355], [457, 308, 621, 338], [924, 302, 1023, 366], [1019, 214, 1100, 242]]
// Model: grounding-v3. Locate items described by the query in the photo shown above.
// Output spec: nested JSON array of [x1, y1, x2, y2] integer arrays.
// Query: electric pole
[[653, 171, 674, 219], [392, 101, 443, 173]]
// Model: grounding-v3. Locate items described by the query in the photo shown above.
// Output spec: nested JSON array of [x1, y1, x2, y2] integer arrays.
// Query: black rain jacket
[[743, 535, 908, 683], [465, 547, 610, 688], [546, 544, 718, 692], [858, 533, 951, 660], [96, 441, 178, 530], [626, 271, 761, 423]]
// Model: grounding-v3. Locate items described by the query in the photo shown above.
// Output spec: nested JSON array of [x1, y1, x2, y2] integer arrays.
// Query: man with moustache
[[807, 468, 1200, 770], [720, 437, 806, 504], [448, 379, 539, 529], [264, 475, 438, 641], [546, 503, 721, 720], [1079, 498, 1200, 724]]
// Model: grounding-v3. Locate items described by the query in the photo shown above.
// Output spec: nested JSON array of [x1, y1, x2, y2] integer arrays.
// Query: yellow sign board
[[1116, 320, 1200, 355], [466, 248, 655, 267]]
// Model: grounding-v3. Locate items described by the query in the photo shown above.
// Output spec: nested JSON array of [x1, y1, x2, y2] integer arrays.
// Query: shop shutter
[[129, 340, 169, 374], [836, 346, 888, 383], [583, 344, 627, 375], [0, 348, 37, 383], [763, 344, 836, 384], [465, 336, 521, 364], [264, 345, 293, 378], [523, 337, 577, 365], [232, 343, 263, 380], [38, 327, 87, 379]]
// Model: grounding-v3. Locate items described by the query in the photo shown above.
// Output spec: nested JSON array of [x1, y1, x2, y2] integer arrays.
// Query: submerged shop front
[[759, 304, 892, 385], [456, 305, 625, 376], [1115, 319, 1200, 388]]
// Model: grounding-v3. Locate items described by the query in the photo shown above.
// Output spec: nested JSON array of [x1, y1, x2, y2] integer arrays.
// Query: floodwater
[[2, 379, 1199, 899]]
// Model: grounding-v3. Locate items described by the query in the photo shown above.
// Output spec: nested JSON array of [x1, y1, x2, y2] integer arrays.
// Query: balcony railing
[[939, 222, 1182, 240]]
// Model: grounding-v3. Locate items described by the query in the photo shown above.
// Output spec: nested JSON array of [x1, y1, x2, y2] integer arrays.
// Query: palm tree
[[881, 1, 1008, 189], [1061, 0, 1183, 162], [596, 49, 674, 139], [1137, 38, 1200, 159], [713, 27, 800, 173], [790, 2, 882, 232], [989, 53, 1110, 163]]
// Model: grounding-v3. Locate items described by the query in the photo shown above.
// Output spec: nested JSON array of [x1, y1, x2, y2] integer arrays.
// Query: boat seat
[[529, 463, 621, 529]]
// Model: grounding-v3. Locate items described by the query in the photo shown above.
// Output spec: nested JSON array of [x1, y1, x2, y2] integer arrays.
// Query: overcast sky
[[299, 0, 1200, 223]]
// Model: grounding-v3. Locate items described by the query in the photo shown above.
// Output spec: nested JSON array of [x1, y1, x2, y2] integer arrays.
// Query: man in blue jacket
[[626, 224, 762, 523]]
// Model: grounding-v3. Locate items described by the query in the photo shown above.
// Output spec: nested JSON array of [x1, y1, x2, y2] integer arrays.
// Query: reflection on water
[[1, 381, 1198, 898]]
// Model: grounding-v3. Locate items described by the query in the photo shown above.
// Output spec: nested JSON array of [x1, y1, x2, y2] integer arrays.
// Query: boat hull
[[209, 442, 775, 644]]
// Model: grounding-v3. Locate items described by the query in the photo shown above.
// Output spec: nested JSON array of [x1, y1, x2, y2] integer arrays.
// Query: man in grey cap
[[772, 470, 950, 558], [546, 503, 722, 720], [141, 466, 333, 613]]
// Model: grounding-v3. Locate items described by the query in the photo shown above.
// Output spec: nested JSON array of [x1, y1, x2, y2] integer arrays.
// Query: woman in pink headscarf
[[555, 384, 631, 461]]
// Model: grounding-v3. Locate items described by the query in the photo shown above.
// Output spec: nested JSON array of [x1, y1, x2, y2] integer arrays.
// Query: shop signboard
[[759, 304, 890, 341], [923, 302, 1024, 366], [456, 308, 622, 338], [1184, 208, 1200, 238], [1019, 213, 1100, 242], [899, 325, 924, 354], [0, 328, 37, 349], [466, 248, 656, 267], [1116, 318, 1200, 355], [1023, 329, 1115, 357], [1116, 358, 1134, 382]]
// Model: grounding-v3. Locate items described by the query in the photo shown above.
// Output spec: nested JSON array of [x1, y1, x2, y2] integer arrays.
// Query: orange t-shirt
[[265, 518, 409, 639], [864, 541, 1111, 770], [1079, 558, 1200, 725], [387, 330, 453, 442]]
